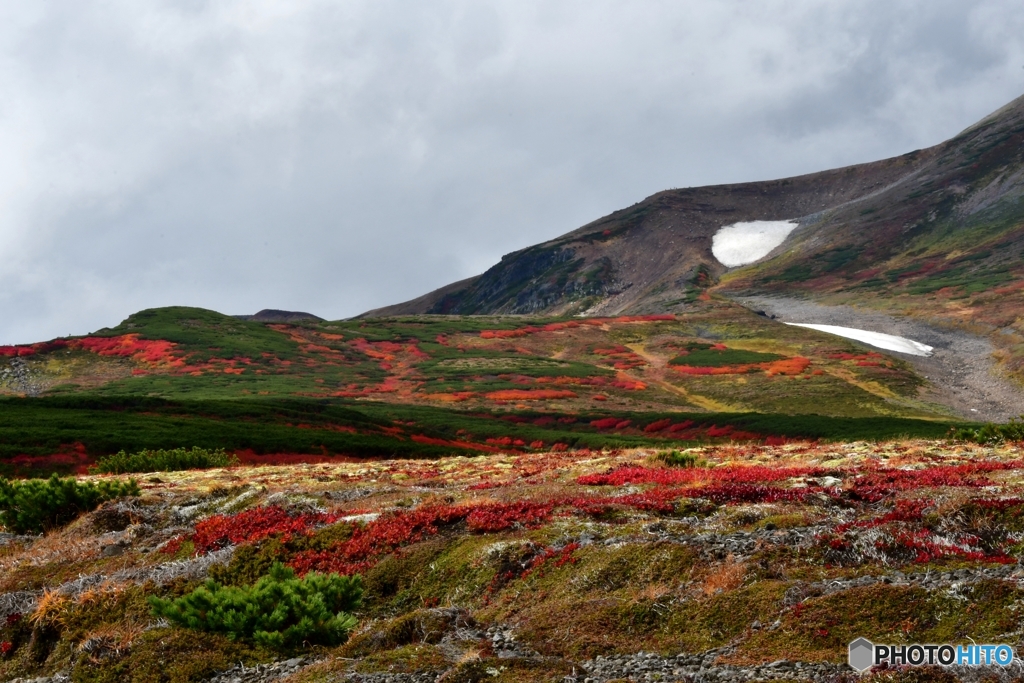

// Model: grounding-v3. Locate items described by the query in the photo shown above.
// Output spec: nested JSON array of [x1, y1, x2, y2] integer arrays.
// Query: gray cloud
[[1, 0, 1023, 343]]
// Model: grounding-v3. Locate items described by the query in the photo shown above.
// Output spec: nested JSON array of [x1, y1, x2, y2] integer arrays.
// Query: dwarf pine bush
[[0, 474, 140, 534], [655, 449, 705, 468], [149, 562, 362, 649], [91, 446, 238, 474], [951, 417, 1024, 445]]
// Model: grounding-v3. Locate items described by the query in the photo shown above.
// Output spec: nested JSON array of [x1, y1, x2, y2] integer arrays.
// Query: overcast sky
[[2, 1, 1023, 343]]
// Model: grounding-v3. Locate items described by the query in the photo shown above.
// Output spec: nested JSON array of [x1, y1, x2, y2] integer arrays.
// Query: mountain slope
[[364, 93, 1024, 379], [369, 147, 935, 317]]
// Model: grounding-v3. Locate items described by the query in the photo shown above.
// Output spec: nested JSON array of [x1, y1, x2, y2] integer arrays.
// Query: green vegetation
[[149, 562, 363, 649], [904, 263, 1014, 295], [92, 306, 302, 364], [91, 447, 238, 474], [654, 449, 705, 467], [0, 473, 139, 533], [950, 416, 1024, 444], [668, 343, 783, 366], [0, 396, 961, 476]]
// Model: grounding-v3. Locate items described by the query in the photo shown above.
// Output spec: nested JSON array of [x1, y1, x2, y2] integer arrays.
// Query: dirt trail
[[734, 296, 1024, 423], [624, 343, 740, 412]]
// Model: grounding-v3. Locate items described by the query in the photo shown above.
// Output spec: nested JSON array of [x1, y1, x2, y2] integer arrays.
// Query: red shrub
[[188, 506, 342, 554], [485, 389, 578, 401], [644, 419, 673, 433], [525, 543, 581, 576], [0, 339, 69, 357], [288, 504, 468, 576], [466, 501, 554, 532], [75, 335, 184, 367], [577, 464, 820, 487]]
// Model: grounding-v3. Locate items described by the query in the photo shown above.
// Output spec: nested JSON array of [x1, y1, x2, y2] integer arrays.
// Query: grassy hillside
[[2, 303, 946, 416], [0, 303, 967, 475]]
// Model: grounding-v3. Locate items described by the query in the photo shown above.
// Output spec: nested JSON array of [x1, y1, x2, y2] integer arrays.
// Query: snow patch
[[785, 323, 933, 357], [711, 220, 799, 267]]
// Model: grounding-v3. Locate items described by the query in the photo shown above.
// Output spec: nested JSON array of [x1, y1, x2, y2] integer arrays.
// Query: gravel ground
[[735, 295, 1024, 423]]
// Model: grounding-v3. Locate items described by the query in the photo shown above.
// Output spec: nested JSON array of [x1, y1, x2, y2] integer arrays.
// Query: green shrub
[[668, 344, 782, 367], [655, 450, 705, 468], [950, 417, 1024, 444], [90, 447, 238, 474], [0, 474, 140, 534], [149, 562, 362, 650]]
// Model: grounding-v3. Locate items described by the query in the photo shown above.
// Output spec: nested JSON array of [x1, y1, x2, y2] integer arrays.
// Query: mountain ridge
[[361, 92, 1024, 382]]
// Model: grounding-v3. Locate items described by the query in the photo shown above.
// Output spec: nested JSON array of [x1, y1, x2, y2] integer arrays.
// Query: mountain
[[365, 93, 1024, 379]]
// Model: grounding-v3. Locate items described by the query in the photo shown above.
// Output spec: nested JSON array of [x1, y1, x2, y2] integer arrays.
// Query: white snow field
[[711, 220, 799, 267], [785, 323, 934, 357]]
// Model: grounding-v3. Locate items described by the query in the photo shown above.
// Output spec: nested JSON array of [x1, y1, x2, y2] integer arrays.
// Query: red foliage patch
[[844, 461, 1024, 503], [466, 501, 554, 532], [485, 389, 578, 401], [75, 335, 185, 367], [0, 339, 69, 357], [577, 464, 821, 487], [644, 418, 673, 433], [185, 506, 343, 555], [671, 356, 810, 376], [289, 504, 468, 576]]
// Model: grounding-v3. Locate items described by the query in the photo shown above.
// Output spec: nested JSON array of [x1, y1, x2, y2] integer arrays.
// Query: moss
[[70, 628, 274, 683], [861, 667, 959, 683], [665, 580, 789, 653], [479, 542, 712, 658], [208, 537, 290, 587], [340, 608, 470, 658], [733, 580, 1024, 665], [371, 535, 500, 615], [440, 657, 576, 683], [352, 643, 450, 673], [361, 537, 447, 602]]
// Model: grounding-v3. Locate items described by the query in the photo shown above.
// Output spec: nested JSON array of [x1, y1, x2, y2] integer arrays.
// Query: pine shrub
[[149, 562, 362, 649], [654, 449, 705, 468], [0, 474, 140, 534], [90, 447, 238, 474], [950, 417, 1024, 444]]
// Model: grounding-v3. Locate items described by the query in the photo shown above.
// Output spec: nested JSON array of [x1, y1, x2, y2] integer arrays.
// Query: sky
[[2, 1, 1024, 344]]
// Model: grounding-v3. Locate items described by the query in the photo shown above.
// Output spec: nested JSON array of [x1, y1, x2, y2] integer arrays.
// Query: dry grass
[[701, 555, 747, 595], [30, 587, 71, 627]]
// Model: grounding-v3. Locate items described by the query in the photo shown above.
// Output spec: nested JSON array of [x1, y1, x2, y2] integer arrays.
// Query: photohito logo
[[848, 638, 1015, 671]]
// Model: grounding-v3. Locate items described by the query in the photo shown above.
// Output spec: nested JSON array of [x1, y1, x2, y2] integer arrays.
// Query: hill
[[0, 304, 970, 475], [363, 93, 1024, 383]]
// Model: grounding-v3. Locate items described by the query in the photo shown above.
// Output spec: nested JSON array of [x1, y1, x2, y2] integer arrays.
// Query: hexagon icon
[[848, 638, 874, 672]]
